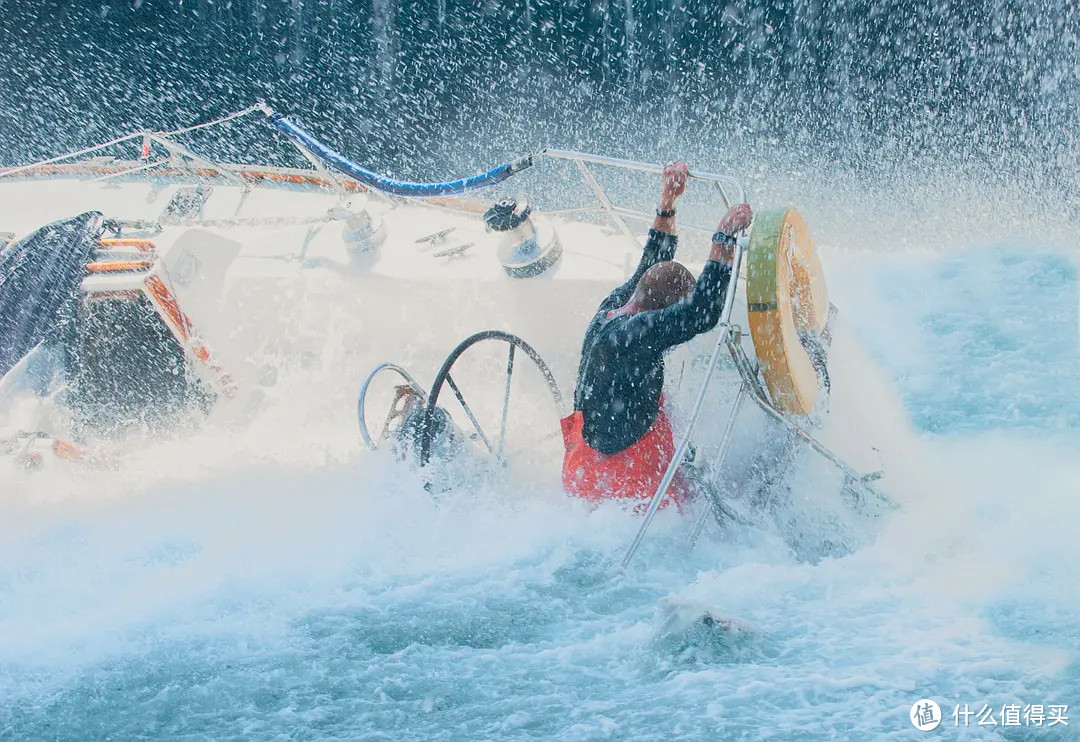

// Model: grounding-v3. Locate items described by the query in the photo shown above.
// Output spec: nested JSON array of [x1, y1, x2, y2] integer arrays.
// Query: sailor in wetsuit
[[561, 162, 753, 509]]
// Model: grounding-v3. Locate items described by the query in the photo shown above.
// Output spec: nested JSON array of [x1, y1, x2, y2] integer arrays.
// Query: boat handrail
[[539, 149, 745, 205]]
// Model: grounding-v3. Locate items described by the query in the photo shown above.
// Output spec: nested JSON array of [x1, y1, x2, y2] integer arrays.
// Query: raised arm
[[652, 161, 688, 235], [597, 162, 690, 313], [707, 203, 752, 267], [606, 203, 754, 350]]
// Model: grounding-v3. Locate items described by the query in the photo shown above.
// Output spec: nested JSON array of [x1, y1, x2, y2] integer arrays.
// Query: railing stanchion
[[686, 382, 749, 548], [620, 242, 744, 570], [572, 159, 636, 242]]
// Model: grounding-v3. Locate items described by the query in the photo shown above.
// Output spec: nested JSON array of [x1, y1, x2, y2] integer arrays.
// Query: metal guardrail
[[536, 149, 743, 247], [541, 149, 745, 206], [622, 315, 898, 570], [0, 104, 269, 183]]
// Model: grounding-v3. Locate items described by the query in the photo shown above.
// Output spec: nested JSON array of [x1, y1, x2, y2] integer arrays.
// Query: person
[[561, 161, 753, 510]]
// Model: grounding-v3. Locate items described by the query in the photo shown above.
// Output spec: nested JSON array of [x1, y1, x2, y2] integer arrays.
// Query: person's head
[[627, 260, 695, 312]]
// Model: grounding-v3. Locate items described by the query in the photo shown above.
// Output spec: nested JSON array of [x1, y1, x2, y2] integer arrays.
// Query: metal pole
[[159, 103, 267, 138], [620, 243, 744, 570], [726, 337, 896, 509], [445, 374, 495, 455], [497, 345, 515, 460], [740, 378, 886, 488], [541, 149, 746, 204], [573, 159, 636, 242], [713, 181, 734, 211], [686, 382, 748, 547], [147, 134, 250, 191], [705, 385, 748, 490], [284, 138, 349, 198]]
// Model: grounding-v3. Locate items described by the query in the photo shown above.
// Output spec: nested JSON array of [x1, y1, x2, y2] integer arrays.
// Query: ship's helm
[[357, 330, 564, 468]]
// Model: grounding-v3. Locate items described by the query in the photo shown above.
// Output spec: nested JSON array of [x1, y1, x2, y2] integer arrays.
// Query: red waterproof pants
[[561, 402, 687, 511]]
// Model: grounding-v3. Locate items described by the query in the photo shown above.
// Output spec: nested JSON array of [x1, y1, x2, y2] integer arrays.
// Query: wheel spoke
[[445, 373, 494, 454], [497, 345, 515, 460], [417, 330, 563, 467]]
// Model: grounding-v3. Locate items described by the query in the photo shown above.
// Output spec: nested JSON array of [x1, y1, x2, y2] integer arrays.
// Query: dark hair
[[631, 261, 695, 311]]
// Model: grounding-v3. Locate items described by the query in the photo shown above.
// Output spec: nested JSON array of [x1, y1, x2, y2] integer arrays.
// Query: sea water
[[0, 241, 1076, 740], [2, 0, 1079, 735]]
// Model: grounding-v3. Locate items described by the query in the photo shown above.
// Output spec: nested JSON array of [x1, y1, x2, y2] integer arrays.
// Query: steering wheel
[[418, 330, 563, 466]]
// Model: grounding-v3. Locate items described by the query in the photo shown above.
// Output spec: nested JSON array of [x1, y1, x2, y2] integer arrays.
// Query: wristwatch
[[656, 207, 676, 218], [711, 230, 737, 246]]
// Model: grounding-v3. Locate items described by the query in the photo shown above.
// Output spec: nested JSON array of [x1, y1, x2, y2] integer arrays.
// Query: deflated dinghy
[[0, 211, 104, 376]]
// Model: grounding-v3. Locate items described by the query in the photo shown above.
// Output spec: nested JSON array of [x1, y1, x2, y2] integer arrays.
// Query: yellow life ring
[[746, 207, 831, 415]]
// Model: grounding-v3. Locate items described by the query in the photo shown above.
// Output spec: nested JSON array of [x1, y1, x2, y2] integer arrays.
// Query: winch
[[483, 197, 562, 278], [333, 198, 386, 257]]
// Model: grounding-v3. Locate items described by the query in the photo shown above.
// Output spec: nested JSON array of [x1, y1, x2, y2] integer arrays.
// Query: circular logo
[[910, 699, 942, 731]]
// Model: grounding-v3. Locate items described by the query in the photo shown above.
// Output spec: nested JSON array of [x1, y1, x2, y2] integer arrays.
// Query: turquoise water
[[832, 248, 1080, 434], [1, 245, 1078, 740]]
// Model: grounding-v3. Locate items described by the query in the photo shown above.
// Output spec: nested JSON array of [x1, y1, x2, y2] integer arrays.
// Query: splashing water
[[1, 232, 1077, 739], [2, 1, 1079, 738]]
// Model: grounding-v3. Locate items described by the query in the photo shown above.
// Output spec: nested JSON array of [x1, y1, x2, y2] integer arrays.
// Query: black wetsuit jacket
[[572, 229, 732, 455]]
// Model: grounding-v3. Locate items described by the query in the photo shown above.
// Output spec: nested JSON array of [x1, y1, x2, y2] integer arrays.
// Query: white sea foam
[[0, 229, 1076, 739]]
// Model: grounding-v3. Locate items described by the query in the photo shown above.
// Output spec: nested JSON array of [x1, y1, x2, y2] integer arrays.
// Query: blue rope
[[271, 114, 533, 197]]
